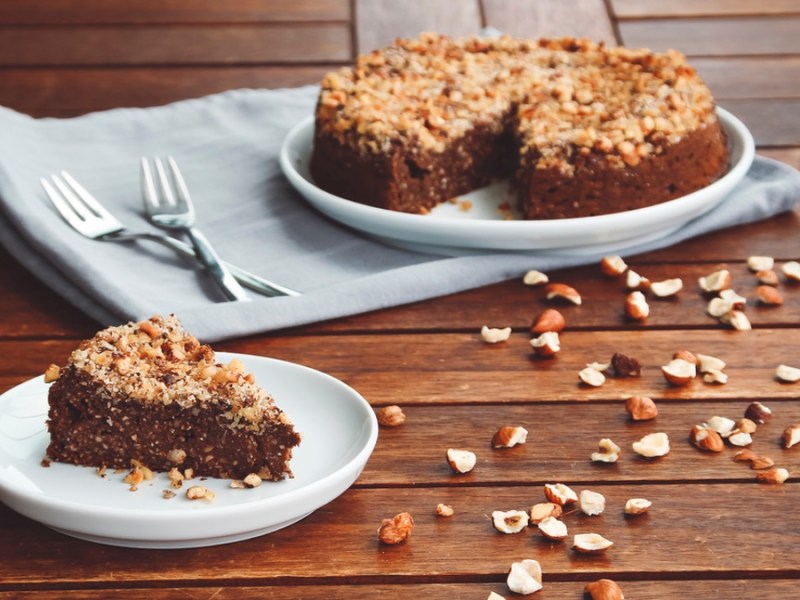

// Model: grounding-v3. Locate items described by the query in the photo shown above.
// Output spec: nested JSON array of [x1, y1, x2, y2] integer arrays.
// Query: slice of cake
[[45, 315, 301, 481]]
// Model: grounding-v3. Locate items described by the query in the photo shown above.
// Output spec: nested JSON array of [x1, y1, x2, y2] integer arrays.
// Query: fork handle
[[182, 227, 250, 302], [142, 233, 300, 297]]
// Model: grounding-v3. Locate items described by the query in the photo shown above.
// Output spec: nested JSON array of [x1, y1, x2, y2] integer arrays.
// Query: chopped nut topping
[[43, 364, 61, 383]]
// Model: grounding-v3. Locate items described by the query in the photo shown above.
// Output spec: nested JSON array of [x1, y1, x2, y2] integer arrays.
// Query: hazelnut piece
[[756, 468, 790, 484], [748, 256, 774, 272], [537, 516, 568, 540], [625, 290, 649, 320], [585, 578, 625, 600], [611, 352, 642, 377], [573, 533, 614, 554], [579, 489, 606, 516], [626, 396, 658, 421], [492, 509, 529, 534], [530, 308, 566, 334], [522, 270, 549, 286], [491, 425, 528, 448], [591, 438, 621, 463], [650, 278, 683, 297], [783, 423, 800, 448], [624, 498, 652, 515], [698, 269, 731, 293], [661, 358, 696, 386], [690, 424, 724, 452], [378, 512, 414, 544], [632, 432, 670, 458], [529, 502, 562, 524], [446, 448, 477, 474], [579, 366, 606, 387], [481, 325, 512, 344], [600, 255, 627, 277], [506, 559, 542, 595], [545, 282, 582, 305], [745, 401, 772, 424], [530, 331, 560, 357], [775, 364, 800, 383], [544, 482, 578, 506], [376, 405, 406, 427]]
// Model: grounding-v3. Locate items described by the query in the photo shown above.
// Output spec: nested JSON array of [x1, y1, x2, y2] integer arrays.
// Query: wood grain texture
[[482, 0, 617, 44], [611, 0, 800, 18], [354, 0, 483, 53], [0, 0, 351, 24]]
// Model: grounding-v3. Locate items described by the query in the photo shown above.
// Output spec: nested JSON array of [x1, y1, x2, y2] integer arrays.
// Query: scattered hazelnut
[[748, 256, 774, 272], [750, 456, 776, 470], [492, 509, 529, 534], [573, 532, 614, 554], [545, 282, 582, 305], [537, 516, 568, 540], [781, 260, 800, 281], [491, 426, 528, 448], [43, 364, 61, 383], [579, 366, 606, 387], [720, 288, 748, 309], [481, 325, 512, 344], [650, 278, 683, 297], [446, 448, 477, 474], [611, 352, 642, 377], [591, 438, 622, 463], [487, 593, 505, 600], [624, 498, 652, 515], [530, 308, 566, 334], [625, 269, 650, 290], [626, 395, 658, 421], [783, 423, 800, 448], [506, 559, 543, 595], [756, 269, 780, 286], [745, 401, 773, 424], [632, 432, 670, 458], [579, 489, 606, 516], [530, 331, 560, 356], [734, 417, 757, 434], [695, 353, 726, 373], [544, 482, 578, 506], [728, 430, 753, 447], [755, 285, 783, 305], [775, 364, 800, 383], [689, 424, 724, 452], [698, 269, 731, 293], [625, 290, 649, 320], [585, 578, 625, 600], [600, 255, 627, 277], [721, 309, 751, 331], [703, 369, 728, 384], [756, 467, 790, 484], [523, 270, 549, 286], [661, 358, 696, 386], [435, 503, 454, 517], [376, 405, 406, 427], [673, 350, 698, 364], [378, 512, 414, 544], [529, 502, 563, 524], [706, 415, 736, 438]]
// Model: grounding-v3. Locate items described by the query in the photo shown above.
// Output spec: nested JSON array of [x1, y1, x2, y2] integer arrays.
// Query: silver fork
[[140, 156, 249, 302], [40, 171, 300, 298]]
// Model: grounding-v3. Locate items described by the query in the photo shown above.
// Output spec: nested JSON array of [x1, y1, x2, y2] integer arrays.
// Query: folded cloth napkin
[[1, 86, 799, 342]]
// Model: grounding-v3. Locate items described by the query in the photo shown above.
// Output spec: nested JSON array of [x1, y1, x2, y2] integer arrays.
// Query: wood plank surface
[[1, 2, 800, 598]]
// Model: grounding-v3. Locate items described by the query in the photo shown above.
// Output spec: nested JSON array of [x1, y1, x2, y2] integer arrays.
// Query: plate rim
[[280, 107, 755, 251], [0, 352, 378, 546]]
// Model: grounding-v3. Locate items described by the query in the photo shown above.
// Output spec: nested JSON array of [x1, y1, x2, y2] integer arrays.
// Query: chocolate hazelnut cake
[[310, 33, 729, 219], [46, 315, 300, 481]]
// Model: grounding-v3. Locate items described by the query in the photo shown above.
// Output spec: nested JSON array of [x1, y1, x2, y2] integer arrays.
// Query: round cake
[[309, 33, 729, 220]]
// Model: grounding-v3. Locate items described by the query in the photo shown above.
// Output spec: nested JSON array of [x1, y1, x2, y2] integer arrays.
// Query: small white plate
[[0, 353, 378, 549], [280, 108, 754, 256]]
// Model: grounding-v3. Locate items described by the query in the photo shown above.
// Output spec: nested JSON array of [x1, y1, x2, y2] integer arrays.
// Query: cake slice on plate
[[45, 315, 301, 481]]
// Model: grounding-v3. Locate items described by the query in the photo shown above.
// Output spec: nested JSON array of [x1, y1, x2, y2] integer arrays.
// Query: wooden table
[[2, 1, 799, 598]]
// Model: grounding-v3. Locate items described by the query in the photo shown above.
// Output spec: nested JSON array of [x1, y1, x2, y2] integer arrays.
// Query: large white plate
[[280, 108, 755, 256], [0, 353, 378, 549]]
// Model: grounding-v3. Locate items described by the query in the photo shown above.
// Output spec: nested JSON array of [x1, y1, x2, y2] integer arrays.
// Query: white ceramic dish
[[280, 108, 754, 256], [0, 353, 378, 549]]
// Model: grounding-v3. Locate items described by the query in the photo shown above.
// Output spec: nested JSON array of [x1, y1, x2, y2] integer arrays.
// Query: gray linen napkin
[[1, 86, 799, 342]]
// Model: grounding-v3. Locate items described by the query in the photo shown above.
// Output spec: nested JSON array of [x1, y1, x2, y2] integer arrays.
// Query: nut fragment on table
[[435, 503, 454, 517], [650, 277, 683, 297], [531, 331, 560, 356], [537, 516, 568, 540], [544, 482, 578, 505], [783, 423, 800, 448], [530, 308, 565, 334], [625, 269, 650, 290], [492, 509, 529, 534], [625, 290, 649, 320], [624, 497, 652, 515], [698, 268, 731, 293], [661, 358, 696, 386], [579, 366, 606, 387], [695, 353, 726, 373], [756, 269, 779, 286], [446, 448, 477, 474], [572, 532, 614, 553], [487, 592, 506, 600], [529, 502, 563, 524], [721, 309, 751, 331], [690, 424, 724, 452], [506, 559, 543, 595], [481, 325, 512, 344], [600, 255, 627, 277], [775, 364, 800, 383], [591, 438, 621, 463], [747, 256, 774, 272], [492, 425, 528, 448], [545, 282, 582, 305], [756, 467, 790, 484], [611, 352, 642, 377], [376, 405, 406, 427], [579, 489, 606, 516], [632, 432, 670, 458], [523, 270, 549, 286], [745, 401, 773, 424], [378, 511, 414, 544], [585, 578, 625, 600], [781, 260, 800, 281], [626, 395, 658, 421], [755, 285, 784, 305], [703, 369, 728, 384]]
